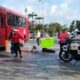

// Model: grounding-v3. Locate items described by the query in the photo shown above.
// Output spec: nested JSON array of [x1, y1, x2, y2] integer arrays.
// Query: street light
[[25, 0, 28, 16]]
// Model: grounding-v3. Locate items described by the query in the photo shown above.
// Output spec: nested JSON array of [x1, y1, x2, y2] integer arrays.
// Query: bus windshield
[[7, 12, 26, 27]]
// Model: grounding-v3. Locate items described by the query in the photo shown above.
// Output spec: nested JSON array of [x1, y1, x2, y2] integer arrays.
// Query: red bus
[[0, 6, 30, 51]]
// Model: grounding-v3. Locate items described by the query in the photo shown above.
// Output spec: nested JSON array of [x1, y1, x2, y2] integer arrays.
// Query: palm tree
[[35, 17, 44, 24], [28, 12, 37, 22], [28, 12, 37, 28], [28, 12, 37, 32]]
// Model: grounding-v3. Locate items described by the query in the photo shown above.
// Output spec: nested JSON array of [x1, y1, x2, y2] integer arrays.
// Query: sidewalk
[[21, 40, 60, 52], [0, 39, 60, 56], [20, 38, 60, 52]]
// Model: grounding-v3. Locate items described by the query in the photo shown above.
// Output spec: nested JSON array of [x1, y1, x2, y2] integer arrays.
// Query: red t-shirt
[[12, 33, 23, 43], [58, 32, 69, 43]]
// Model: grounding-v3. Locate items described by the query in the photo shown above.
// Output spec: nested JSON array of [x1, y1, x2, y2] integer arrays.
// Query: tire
[[59, 51, 72, 62]]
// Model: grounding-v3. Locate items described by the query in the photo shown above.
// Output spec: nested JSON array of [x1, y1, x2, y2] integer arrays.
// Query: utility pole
[[39, 0, 45, 37], [25, 0, 28, 16]]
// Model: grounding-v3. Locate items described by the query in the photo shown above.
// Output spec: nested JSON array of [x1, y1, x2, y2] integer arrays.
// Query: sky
[[0, 0, 80, 27]]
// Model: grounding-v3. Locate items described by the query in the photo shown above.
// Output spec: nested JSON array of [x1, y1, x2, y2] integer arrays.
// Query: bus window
[[18, 17, 26, 27], [7, 13, 26, 27], [22, 18, 26, 27], [0, 14, 4, 28]]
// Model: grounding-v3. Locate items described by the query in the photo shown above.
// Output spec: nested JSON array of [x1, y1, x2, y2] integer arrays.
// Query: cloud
[[26, 6, 33, 14], [63, 0, 80, 5], [38, 2, 49, 17], [60, 3, 70, 15], [1, 0, 21, 11], [27, 0, 38, 4], [1, 0, 80, 25], [50, 3, 70, 15], [26, 0, 40, 7], [50, 0, 80, 25], [51, 5, 58, 15], [66, 10, 80, 20], [62, 0, 73, 3]]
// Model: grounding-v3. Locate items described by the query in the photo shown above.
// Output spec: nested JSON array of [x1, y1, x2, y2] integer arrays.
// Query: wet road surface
[[0, 51, 80, 80]]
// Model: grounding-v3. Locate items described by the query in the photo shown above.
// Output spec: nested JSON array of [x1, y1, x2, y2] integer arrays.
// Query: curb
[[21, 46, 32, 52], [21, 46, 60, 52], [0, 51, 11, 57]]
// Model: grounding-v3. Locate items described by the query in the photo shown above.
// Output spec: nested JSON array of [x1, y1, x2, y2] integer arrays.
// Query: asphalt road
[[0, 40, 80, 80]]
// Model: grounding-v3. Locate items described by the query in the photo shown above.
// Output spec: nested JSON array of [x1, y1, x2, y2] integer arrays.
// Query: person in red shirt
[[12, 29, 23, 58], [58, 28, 69, 56]]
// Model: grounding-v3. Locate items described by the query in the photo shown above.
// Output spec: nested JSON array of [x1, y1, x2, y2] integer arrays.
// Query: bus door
[[0, 13, 6, 48]]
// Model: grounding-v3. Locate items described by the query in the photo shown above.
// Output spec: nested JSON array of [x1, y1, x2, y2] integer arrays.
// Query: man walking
[[36, 30, 41, 46], [11, 29, 23, 58]]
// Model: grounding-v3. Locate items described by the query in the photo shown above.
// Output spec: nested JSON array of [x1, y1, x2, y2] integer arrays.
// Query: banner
[[40, 37, 55, 48]]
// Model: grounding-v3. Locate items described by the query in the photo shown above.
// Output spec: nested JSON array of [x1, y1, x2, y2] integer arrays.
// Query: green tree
[[48, 22, 62, 36], [35, 17, 44, 24], [70, 21, 75, 32], [28, 12, 37, 21], [35, 24, 43, 30], [76, 20, 80, 30], [28, 12, 37, 33], [70, 20, 80, 32]]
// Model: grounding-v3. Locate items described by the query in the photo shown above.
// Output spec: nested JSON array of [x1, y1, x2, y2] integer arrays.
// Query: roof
[[0, 6, 28, 19]]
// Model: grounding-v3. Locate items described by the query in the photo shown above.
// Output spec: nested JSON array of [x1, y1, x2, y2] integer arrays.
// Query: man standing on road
[[58, 28, 69, 56], [36, 30, 41, 46], [11, 29, 24, 58]]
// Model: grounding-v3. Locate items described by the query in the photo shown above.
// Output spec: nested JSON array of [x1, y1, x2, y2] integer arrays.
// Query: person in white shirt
[[36, 30, 41, 45]]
